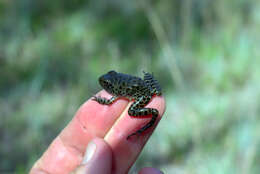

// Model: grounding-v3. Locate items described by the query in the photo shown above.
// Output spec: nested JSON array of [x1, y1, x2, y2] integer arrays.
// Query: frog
[[92, 70, 162, 140]]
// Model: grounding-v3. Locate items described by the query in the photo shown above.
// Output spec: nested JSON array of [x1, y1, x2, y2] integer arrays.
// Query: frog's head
[[99, 70, 118, 94]]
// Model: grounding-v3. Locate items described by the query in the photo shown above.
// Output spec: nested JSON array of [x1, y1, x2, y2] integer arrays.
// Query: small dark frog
[[93, 70, 162, 139]]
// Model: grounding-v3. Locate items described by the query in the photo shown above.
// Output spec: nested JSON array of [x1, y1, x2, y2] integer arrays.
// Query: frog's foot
[[143, 71, 162, 96], [92, 95, 107, 104], [92, 95, 118, 105]]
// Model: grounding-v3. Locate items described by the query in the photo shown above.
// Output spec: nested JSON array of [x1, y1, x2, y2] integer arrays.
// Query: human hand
[[30, 90, 165, 174]]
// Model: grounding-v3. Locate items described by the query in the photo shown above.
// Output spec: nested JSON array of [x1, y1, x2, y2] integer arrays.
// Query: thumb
[[71, 138, 112, 174]]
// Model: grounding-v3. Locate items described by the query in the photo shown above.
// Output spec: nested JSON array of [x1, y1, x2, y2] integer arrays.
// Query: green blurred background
[[1, 0, 260, 173]]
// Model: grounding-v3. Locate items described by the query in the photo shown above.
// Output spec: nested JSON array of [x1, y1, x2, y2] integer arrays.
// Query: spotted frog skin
[[93, 70, 162, 139]]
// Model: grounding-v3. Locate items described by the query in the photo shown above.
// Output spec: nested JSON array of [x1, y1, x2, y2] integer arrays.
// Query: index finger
[[30, 90, 165, 174]]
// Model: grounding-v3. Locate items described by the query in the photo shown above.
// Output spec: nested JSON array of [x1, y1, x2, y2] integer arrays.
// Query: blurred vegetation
[[1, 0, 260, 173]]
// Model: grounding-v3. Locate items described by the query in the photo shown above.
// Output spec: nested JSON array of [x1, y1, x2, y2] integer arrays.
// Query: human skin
[[30, 90, 166, 174]]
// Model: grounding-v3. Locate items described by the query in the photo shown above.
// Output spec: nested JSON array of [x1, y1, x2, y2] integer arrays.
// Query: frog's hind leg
[[143, 71, 162, 96], [127, 96, 159, 139]]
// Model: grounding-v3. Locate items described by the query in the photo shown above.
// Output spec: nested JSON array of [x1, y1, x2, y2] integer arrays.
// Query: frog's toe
[[92, 95, 99, 101]]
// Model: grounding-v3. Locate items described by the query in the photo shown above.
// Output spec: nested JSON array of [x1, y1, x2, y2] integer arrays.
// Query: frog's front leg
[[92, 95, 118, 105], [127, 96, 159, 139]]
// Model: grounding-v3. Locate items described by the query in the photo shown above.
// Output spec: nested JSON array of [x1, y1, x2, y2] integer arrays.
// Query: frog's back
[[99, 71, 150, 98], [111, 72, 149, 98]]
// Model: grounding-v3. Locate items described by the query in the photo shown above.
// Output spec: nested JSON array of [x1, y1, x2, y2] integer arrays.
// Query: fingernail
[[81, 141, 96, 164]]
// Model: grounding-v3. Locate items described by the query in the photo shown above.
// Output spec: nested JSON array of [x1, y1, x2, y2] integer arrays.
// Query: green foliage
[[1, 0, 260, 173]]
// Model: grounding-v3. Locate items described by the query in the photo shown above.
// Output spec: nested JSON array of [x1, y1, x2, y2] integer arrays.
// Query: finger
[[71, 138, 112, 174], [105, 96, 166, 174], [138, 167, 164, 174], [30, 90, 129, 174]]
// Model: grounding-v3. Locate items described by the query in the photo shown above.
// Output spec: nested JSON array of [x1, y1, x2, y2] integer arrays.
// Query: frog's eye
[[108, 70, 117, 75]]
